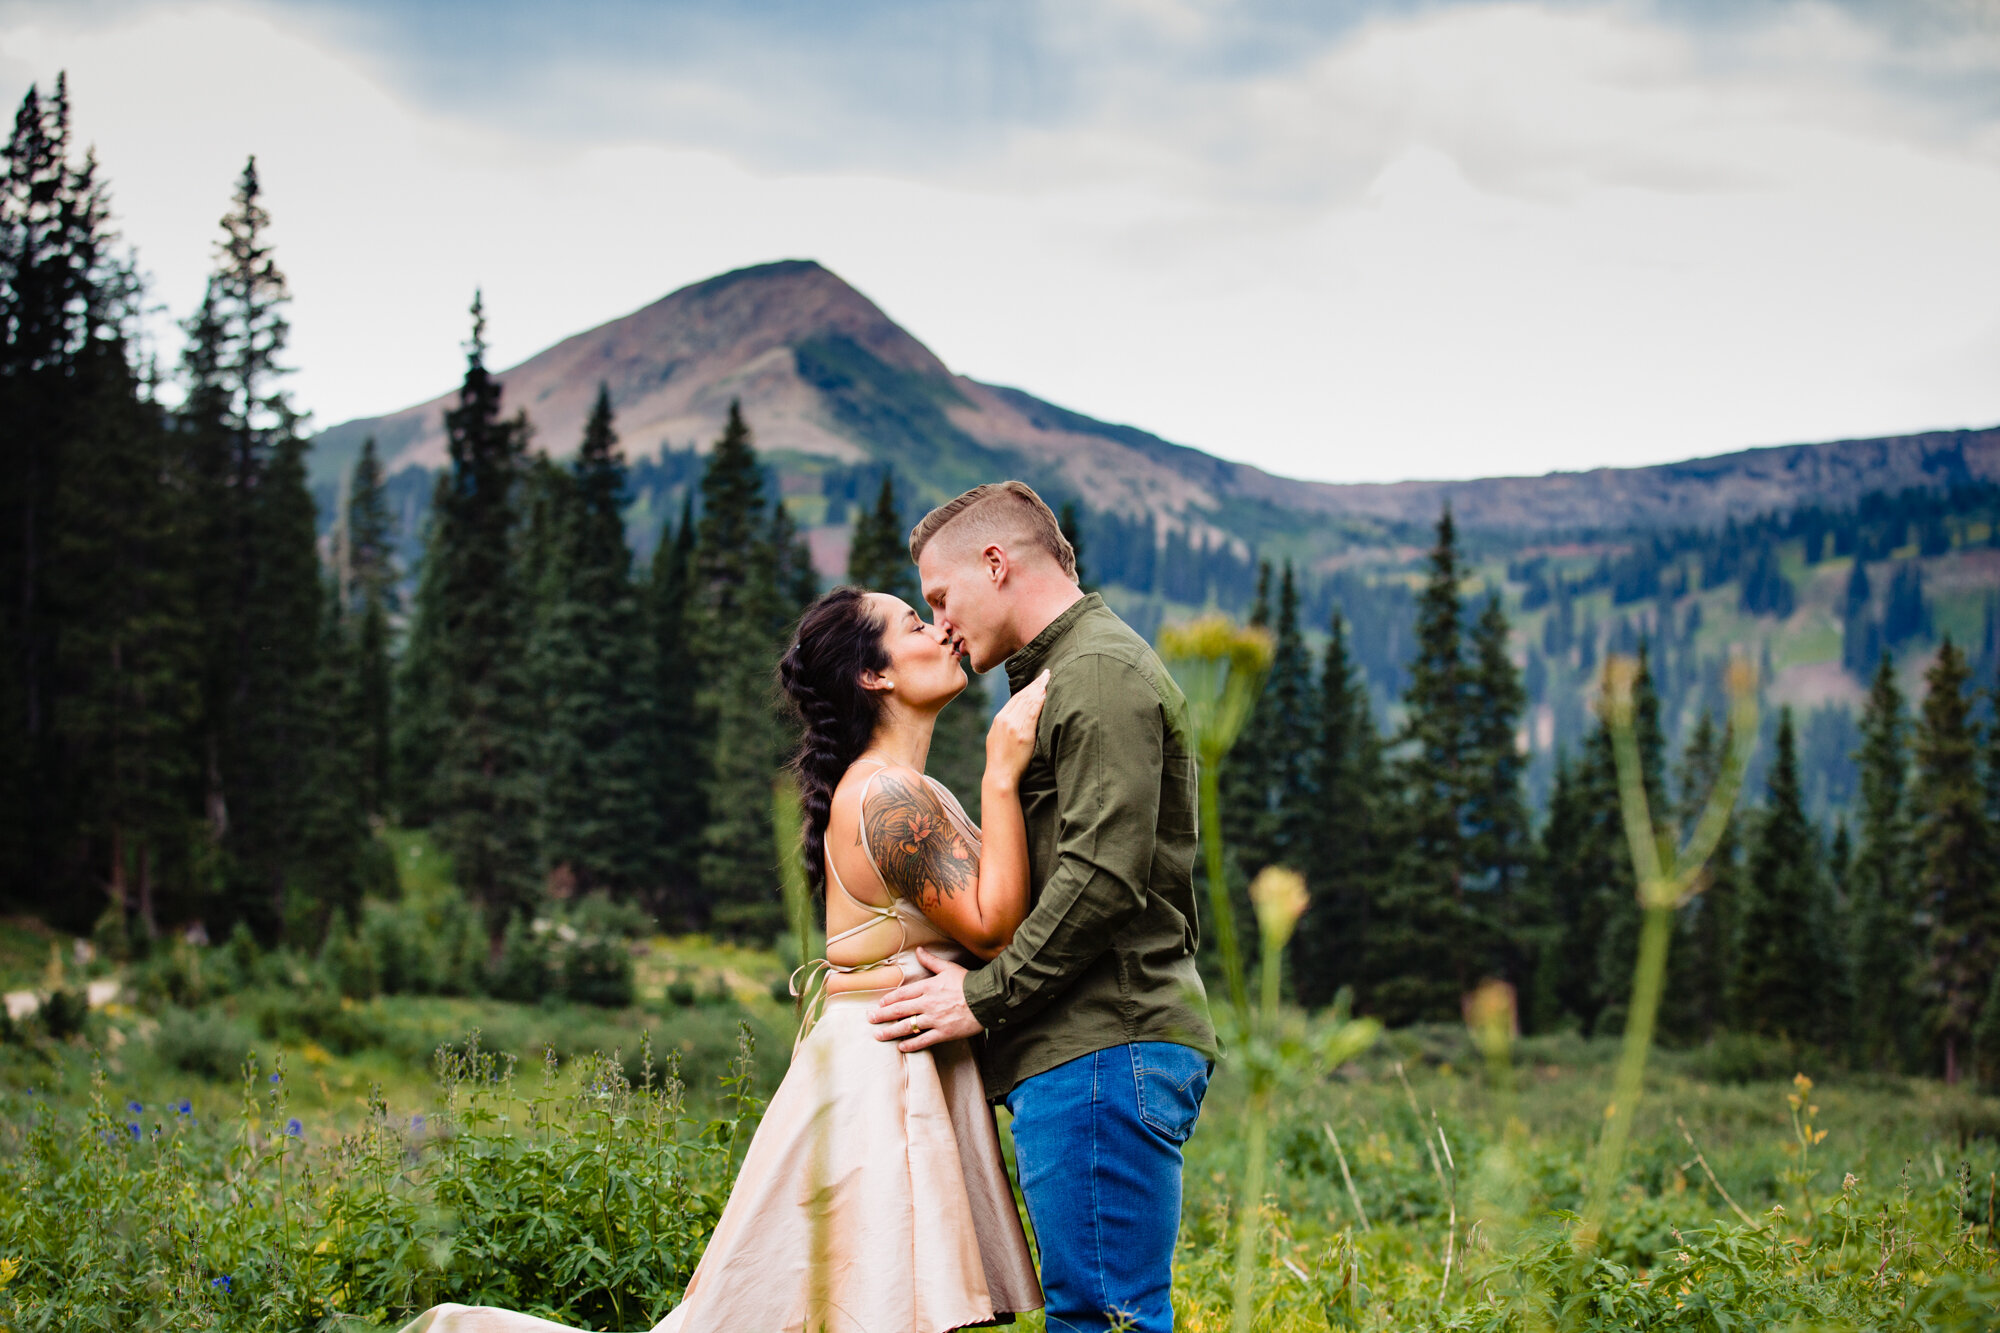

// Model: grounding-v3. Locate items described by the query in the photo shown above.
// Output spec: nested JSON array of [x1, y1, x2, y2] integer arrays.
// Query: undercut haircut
[[907, 481, 1078, 582]]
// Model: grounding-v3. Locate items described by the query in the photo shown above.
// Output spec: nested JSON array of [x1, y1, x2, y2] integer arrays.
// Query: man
[[868, 481, 1216, 1333]]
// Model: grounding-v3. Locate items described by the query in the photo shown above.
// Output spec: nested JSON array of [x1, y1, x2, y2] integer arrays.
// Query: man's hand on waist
[[868, 948, 982, 1052]]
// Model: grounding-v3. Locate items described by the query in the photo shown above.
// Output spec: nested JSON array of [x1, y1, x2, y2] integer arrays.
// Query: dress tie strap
[[789, 955, 903, 1050]]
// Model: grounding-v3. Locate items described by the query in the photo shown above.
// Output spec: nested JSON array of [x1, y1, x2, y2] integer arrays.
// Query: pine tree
[[1233, 562, 1315, 880], [690, 402, 789, 935], [53, 333, 199, 940], [399, 295, 539, 923], [1850, 653, 1920, 1070], [1222, 562, 1276, 876], [1464, 592, 1532, 981], [847, 472, 918, 601], [1913, 639, 1997, 1082], [174, 157, 332, 936], [531, 385, 660, 896], [1733, 709, 1834, 1045], [1294, 611, 1384, 1008], [1058, 500, 1088, 591], [0, 75, 172, 923], [341, 438, 396, 816], [647, 495, 705, 925], [292, 580, 381, 932], [1373, 510, 1485, 1021], [1665, 710, 1740, 1040]]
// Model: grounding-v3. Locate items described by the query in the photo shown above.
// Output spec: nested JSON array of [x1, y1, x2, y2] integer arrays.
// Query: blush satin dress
[[398, 762, 1042, 1333]]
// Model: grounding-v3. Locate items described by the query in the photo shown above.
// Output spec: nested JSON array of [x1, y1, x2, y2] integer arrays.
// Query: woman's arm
[[863, 671, 1049, 960]]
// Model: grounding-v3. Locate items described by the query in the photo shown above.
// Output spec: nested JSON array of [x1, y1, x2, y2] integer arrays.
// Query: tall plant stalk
[[1583, 654, 1757, 1245], [1161, 616, 1378, 1333]]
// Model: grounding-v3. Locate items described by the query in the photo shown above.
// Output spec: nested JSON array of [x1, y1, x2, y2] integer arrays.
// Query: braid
[[778, 587, 889, 897]]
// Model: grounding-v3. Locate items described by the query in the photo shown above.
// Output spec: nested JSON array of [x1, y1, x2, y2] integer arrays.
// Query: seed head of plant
[[1601, 655, 1639, 726], [1159, 614, 1273, 763], [1248, 866, 1309, 948], [1463, 978, 1517, 1056]]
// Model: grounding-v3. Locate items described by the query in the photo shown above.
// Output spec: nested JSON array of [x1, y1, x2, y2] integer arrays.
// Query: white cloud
[[2, 0, 1997, 484]]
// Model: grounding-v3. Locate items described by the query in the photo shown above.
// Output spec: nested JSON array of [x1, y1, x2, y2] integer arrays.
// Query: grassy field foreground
[[0, 901, 1996, 1331]]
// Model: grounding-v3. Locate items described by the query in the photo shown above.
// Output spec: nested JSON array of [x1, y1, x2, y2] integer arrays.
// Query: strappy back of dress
[[789, 760, 958, 1045]]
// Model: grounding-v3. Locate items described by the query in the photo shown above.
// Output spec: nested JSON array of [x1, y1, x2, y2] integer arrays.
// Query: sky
[[2, 0, 1998, 484]]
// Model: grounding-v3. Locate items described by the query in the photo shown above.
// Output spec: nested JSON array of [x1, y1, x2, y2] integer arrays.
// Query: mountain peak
[[315, 257, 953, 479]]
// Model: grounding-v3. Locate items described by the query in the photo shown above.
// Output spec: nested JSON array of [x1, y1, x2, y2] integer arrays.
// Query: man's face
[[918, 542, 1010, 673]]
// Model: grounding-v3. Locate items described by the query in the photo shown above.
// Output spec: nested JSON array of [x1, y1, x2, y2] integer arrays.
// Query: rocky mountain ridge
[[311, 259, 2000, 544]]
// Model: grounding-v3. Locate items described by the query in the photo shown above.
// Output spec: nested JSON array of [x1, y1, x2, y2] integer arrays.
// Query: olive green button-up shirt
[[962, 593, 1217, 1101]]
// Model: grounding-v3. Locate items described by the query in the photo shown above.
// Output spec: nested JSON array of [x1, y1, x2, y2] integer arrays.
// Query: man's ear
[[982, 543, 1009, 588]]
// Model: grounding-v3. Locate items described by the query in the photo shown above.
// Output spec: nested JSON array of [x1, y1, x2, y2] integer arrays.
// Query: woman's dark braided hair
[[778, 586, 891, 898]]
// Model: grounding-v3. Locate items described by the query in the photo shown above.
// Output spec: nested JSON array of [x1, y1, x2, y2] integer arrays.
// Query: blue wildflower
[[126, 1122, 140, 1140], [127, 1100, 143, 1114], [211, 1274, 233, 1294], [411, 1113, 425, 1131], [174, 1099, 192, 1114], [269, 1072, 280, 1083], [285, 1118, 302, 1137]]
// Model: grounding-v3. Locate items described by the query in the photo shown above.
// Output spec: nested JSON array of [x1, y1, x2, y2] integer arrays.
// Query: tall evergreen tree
[[1058, 500, 1087, 591], [1665, 710, 1740, 1040], [341, 437, 396, 816], [1294, 611, 1384, 1008], [0, 75, 171, 922], [1849, 653, 1920, 1070], [647, 494, 705, 925], [175, 157, 332, 935], [1233, 561, 1315, 880], [530, 385, 661, 896], [397, 295, 539, 923], [847, 472, 918, 601], [1913, 639, 1997, 1082], [690, 402, 791, 935], [53, 323, 198, 939], [1733, 709, 1836, 1045], [1464, 592, 1532, 976], [1373, 510, 1489, 1021]]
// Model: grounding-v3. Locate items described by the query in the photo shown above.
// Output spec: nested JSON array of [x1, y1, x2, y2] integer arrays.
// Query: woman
[[403, 586, 1048, 1333]]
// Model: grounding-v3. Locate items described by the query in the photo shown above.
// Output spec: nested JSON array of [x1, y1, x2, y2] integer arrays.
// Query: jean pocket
[[1130, 1042, 1210, 1145]]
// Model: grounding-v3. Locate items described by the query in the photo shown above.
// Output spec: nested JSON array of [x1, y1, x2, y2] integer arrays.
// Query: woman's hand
[[985, 668, 1051, 790]]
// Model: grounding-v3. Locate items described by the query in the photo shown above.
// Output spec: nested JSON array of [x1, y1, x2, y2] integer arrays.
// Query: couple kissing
[[405, 480, 1217, 1333]]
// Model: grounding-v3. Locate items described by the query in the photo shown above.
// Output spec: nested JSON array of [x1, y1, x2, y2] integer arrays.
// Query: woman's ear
[[859, 669, 895, 694]]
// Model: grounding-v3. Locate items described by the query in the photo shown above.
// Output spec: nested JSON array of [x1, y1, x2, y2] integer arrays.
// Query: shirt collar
[[1005, 592, 1101, 691]]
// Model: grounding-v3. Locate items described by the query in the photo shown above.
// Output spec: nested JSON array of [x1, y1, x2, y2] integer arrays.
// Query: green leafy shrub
[[1689, 1031, 1803, 1084], [153, 1007, 257, 1080]]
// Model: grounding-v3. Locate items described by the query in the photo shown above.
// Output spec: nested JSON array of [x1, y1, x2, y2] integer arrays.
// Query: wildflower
[[411, 1113, 425, 1131], [1248, 867, 1309, 949], [174, 1099, 192, 1114], [126, 1122, 140, 1140], [211, 1274, 233, 1294], [269, 1072, 280, 1084], [285, 1118, 302, 1137], [126, 1100, 143, 1114]]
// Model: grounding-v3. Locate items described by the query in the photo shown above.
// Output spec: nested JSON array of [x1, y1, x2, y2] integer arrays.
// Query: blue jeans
[[1004, 1042, 1211, 1333]]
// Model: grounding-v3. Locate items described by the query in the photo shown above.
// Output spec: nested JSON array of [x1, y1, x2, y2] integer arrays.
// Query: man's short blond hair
[[908, 481, 1077, 582]]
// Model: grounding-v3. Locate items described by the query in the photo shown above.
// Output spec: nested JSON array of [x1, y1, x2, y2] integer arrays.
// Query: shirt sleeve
[[963, 653, 1161, 1031]]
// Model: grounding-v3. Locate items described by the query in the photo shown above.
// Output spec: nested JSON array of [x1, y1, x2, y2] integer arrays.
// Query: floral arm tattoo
[[863, 771, 979, 909]]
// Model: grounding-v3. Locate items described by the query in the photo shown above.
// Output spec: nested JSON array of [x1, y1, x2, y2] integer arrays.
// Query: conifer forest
[[1, 76, 1997, 1331]]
